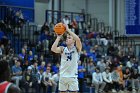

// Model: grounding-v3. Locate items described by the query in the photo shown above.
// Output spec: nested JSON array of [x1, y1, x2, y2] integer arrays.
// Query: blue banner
[[125, 0, 140, 35], [0, 0, 34, 8]]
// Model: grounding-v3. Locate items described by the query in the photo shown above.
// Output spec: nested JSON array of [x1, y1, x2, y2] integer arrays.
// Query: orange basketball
[[54, 23, 66, 35]]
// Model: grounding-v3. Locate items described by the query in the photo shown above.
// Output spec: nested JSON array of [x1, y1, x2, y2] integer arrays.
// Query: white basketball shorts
[[59, 77, 79, 92]]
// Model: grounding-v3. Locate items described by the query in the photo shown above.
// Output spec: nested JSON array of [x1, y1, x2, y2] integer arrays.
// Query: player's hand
[[57, 34, 63, 39], [63, 24, 70, 31]]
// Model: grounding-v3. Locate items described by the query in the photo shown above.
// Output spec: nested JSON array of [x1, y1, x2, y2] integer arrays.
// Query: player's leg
[[59, 77, 68, 93], [59, 91, 67, 93], [68, 78, 79, 93]]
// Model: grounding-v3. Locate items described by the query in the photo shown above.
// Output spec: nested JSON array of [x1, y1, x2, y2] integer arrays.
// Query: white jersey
[[60, 46, 79, 77]]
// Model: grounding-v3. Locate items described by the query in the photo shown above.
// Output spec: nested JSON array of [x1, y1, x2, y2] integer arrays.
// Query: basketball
[[54, 23, 66, 35]]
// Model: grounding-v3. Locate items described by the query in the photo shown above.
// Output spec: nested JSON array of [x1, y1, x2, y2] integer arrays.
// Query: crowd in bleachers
[[0, 7, 140, 93]]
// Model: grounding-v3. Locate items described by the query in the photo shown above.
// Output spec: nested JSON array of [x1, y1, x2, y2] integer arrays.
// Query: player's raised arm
[[51, 35, 63, 53], [65, 24, 82, 52]]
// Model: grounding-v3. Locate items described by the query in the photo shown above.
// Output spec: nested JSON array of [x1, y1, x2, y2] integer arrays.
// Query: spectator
[[52, 62, 60, 74], [80, 50, 87, 62], [78, 60, 86, 93], [97, 58, 106, 72], [11, 60, 23, 87], [50, 71, 59, 93], [49, 22, 54, 32], [130, 69, 140, 92], [111, 66, 123, 92], [106, 31, 113, 40], [22, 66, 33, 93], [41, 66, 52, 93], [22, 55, 29, 72], [38, 54, 44, 65], [46, 62, 52, 68], [38, 61, 46, 72], [86, 59, 96, 85], [87, 60, 96, 75], [28, 50, 34, 63], [41, 22, 49, 34], [102, 67, 113, 92], [100, 36, 108, 46], [92, 67, 106, 93], [19, 48, 26, 61], [63, 15, 70, 25], [23, 44, 28, 54], [86, 48, 97, 62], [39, 30, 50, 53], [126, 58, 133, 68], [39, 29, 50, 42], [107, 44, 115, 56], [36, 67, 44, 93], [123, 67, 131, 91], [82, 41, 91, 53], [31, 61, 38, 75], [132, 58, 138, 69], [14, 9, 25, 28], [30, 61, 40, 93], [71, 19, 79, 35], [116, 65, 125, 92]]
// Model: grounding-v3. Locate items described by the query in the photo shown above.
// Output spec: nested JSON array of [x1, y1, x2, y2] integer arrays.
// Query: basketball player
[[0, 60, 21, 93], [51, 24, 82, 93]]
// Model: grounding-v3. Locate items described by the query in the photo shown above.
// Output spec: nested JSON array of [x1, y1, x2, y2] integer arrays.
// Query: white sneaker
[[99, 90, 104, 93], [112, 89, 117, 92], [132, 89, 136, 93], [95, 90, 98, 93], [119, 90, 124, 93], [133, 89, 136, 92]]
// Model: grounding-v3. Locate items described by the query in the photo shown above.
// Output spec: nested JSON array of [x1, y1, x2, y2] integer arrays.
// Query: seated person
[[102, 67, 113, 92], [11, 60, 22, 87], [111, 66, 124, 92], [22, 66, 33, 93], [123, 67, 131, 91], [130, 68, 140, 92], [92, 67, 106, 93], [41, 67, 52, 93]]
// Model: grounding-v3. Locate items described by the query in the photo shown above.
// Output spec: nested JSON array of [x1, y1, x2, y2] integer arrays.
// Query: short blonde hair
[[41, 61, 45, 65]]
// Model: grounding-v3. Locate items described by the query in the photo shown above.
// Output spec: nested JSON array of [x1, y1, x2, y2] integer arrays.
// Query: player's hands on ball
[[57, 34, 63, 38], [63, 24, 70, 31]]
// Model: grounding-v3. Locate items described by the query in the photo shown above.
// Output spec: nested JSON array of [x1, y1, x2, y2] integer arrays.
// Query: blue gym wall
[[0, 0, 35, 22]]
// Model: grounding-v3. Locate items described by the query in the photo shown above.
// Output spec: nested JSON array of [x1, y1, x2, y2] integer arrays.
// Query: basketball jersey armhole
[[75, 47, 79, 53], [5, 83, 12, 93], [75, 47, 81, 56], [60, 46, 64, 54]]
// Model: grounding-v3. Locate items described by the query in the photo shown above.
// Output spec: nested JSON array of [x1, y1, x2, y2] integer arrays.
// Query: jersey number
[[67, 55, 72, 61]]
